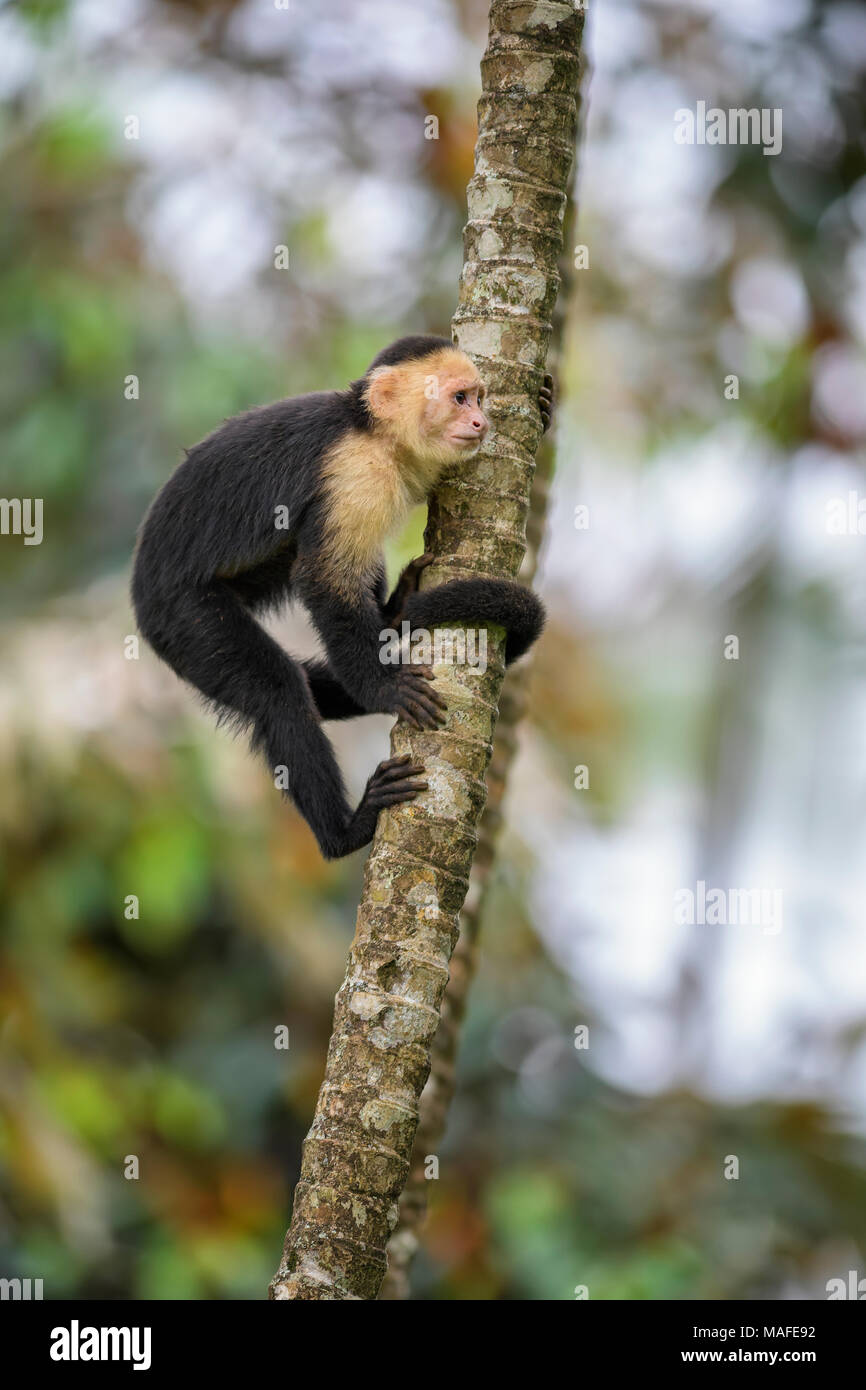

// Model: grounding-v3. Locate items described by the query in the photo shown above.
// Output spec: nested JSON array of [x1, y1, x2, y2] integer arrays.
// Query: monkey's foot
[[341, 756, 428, 854], [363, 754, 428, 809], [391, 665, 448, 730], [539, 372, 554, 432]]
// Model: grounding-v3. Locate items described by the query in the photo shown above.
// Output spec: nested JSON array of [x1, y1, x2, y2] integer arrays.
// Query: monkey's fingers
[[404, 669, 448, 708], [395, 553, 435, 603], [374, 760, 426, 784], [367, 766, 429, 804], [411, 685, 448, 716], [403, 699, 446, 730], [375, 754, 415, 773], [365, 755, 428, 804], [398, 683, 448, 722], [376, 779, 428, 802], [406, 685, 448, 716], [539, 373, 555, 432], [424, 695, 449, 717], [395, 704, 433, 731]]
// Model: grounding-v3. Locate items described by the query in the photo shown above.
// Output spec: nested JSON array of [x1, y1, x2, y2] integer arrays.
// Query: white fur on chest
[[320, 431, 415, 589]]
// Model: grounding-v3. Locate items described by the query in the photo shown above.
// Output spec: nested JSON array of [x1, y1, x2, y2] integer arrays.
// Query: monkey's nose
[[471, 414, 487, 432]]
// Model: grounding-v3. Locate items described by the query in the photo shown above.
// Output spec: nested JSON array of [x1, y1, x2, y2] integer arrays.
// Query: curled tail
[[403, 579, 545, 665]]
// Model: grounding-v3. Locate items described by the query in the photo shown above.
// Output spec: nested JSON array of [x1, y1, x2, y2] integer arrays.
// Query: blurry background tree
[[2, 0, 866, 1300]]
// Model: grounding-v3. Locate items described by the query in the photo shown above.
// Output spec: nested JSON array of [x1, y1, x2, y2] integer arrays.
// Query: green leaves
[[116, 814, 211, 956]]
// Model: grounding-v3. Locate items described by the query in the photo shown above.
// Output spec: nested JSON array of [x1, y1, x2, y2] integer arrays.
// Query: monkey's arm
[[299, 556, 432, 721], [301, 659, 367, 721], [295, 569, 448, 731]]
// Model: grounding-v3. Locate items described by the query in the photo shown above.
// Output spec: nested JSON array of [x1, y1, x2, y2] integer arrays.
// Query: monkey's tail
[[403, 579, 545, 665]]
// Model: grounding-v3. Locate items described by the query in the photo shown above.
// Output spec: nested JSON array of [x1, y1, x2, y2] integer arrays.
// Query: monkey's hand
[[346, 755, 428, 850], [387, 664, 448, 730], [384, 552, 435, 625], [539, 372, 555, 433]]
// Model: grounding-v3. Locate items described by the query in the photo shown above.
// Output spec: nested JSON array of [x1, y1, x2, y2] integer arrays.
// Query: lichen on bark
[[269, 0, 585, 1302]]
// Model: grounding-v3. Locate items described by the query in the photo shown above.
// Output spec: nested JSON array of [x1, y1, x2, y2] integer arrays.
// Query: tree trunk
[[378, 174, 584, 1297], [269, 0, 585, 1303], [377, 356, 558, 1303]]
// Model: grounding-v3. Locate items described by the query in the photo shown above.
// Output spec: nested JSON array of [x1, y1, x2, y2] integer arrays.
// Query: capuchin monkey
[[132, 335, 550, 859]]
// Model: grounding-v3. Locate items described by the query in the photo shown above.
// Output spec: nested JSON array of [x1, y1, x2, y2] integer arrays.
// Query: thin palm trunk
[[269, 0, 585, 1302], [378, 189, 583, 1298]]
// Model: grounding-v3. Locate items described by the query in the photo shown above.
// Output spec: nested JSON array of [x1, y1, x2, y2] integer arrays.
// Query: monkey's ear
[[366, 366, 404, 422]]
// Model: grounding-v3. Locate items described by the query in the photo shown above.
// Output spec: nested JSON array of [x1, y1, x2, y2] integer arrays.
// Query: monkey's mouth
[[452, 432, 486, 446]]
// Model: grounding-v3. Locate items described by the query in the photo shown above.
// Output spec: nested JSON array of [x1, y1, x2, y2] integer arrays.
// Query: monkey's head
[[362, 335, 489, 469]]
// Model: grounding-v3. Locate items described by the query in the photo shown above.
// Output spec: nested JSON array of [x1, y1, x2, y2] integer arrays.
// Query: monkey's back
[[131, 387, 367, 622]]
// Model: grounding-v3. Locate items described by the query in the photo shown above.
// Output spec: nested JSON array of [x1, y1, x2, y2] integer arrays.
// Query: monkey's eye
[[454, 391, 467, 405]]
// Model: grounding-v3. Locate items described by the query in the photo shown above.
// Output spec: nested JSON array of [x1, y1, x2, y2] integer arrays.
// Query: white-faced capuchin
[[131, 335, 550, 859]]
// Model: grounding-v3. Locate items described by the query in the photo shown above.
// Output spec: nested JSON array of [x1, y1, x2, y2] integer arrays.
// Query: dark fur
[[403, 580, 544, 665], [131, 336, 545, 859], [366, 334, 453, 371]]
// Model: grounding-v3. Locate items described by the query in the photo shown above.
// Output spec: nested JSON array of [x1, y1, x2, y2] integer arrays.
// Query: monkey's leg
[[403, 579, 545, 665], [156, 583, 426, 857], [301, 659, 366, 721]]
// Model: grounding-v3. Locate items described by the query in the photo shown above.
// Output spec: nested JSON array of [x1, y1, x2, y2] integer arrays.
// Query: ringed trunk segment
[[269, 0, 584, 1303]]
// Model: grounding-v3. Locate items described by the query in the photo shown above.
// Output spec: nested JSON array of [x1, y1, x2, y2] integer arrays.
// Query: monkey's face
[[422, 372, 488, 458], [366, 347, 489, 467]]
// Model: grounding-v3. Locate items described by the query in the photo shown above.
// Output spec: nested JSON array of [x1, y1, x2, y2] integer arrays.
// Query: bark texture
[[377, 410, 556, 1301], [269, 0, 585, 1302], [378, 180, 583, 1299]]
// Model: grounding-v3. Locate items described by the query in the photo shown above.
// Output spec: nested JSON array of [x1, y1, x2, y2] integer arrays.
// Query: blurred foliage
[[1, 0, 866, 1300], [4, 734, 865, 1299]]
